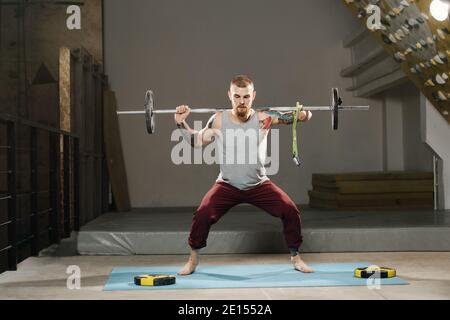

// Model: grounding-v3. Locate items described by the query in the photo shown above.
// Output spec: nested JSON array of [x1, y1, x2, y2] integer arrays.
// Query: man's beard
[[236, 105, 249, 118]]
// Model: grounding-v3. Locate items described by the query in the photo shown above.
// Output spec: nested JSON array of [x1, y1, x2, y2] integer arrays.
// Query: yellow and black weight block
[[134, 274, 176, 286], [354, 266, 396, 279]]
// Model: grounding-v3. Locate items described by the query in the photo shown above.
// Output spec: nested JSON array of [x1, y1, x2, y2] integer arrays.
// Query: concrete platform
[[76, 207, 450, 255]]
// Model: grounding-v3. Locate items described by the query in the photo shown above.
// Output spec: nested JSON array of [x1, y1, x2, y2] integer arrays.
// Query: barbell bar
[[116, 88, 370, 134]]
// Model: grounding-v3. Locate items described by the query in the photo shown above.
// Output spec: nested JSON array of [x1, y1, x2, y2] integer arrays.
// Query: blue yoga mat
[[103, 262, 409, 291]]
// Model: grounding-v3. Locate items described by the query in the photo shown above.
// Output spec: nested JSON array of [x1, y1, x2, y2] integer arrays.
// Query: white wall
[[402, 84, 433, 171], [420, 95, 450, 209], [104, 0, 384, 207], [383, 89, 405, 171], [383, 83, 433, 172]]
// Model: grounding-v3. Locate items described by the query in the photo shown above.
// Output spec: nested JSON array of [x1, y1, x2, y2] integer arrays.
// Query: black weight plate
[[332, 88, 339, 130], [145, 90, 155, 134]]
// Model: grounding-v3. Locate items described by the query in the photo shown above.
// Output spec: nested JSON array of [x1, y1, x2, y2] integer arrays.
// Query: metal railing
[[0, 113, 80, 272]]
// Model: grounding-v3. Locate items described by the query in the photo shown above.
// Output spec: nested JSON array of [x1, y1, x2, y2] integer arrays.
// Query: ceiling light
[[430, 0, 449, 21]]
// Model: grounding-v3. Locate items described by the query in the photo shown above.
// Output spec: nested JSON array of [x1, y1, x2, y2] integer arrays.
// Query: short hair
[[230, 75, 254, 89]]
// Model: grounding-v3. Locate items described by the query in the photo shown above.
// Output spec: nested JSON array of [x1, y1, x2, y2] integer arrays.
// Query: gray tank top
[[216, 110, 270, 190]]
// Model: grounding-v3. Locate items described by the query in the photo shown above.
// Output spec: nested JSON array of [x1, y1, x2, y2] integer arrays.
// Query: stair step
[[312, 171, 433, 182], [312, 180, 433, 194], [309, 196, 433, 210], [308, 190, 433, 201]]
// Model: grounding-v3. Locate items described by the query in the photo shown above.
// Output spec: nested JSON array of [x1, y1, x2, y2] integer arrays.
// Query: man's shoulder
[[209, 111, 223, 129], [257, 110, 271, 120]]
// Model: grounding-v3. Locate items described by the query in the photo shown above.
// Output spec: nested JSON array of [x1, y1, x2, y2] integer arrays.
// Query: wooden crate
[[308, 172, 434, 210]]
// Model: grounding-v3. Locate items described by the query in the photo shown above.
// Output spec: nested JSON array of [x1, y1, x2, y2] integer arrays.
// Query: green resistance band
[[292, 102, 303, 166]]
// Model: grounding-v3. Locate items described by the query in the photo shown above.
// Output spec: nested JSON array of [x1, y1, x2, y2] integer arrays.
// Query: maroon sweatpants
[[188, 180, 303, 251]]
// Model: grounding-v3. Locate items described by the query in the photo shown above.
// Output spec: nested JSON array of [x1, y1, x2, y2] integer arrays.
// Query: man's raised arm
[[174, 105, 218, 148], [263, 109, 312, 126]]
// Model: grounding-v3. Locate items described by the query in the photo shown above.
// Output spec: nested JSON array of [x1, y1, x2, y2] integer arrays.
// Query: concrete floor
[[0, 252, 450, 300]]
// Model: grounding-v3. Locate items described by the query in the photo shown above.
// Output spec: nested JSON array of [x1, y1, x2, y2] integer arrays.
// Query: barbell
[[116, 88, 370, 134]]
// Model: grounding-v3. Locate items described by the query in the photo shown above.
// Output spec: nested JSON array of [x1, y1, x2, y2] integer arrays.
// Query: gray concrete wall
[[104, 0, 385, 207], [383, 89, 405, 171]]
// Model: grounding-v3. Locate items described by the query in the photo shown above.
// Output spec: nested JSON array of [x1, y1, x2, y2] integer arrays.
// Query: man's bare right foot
[[178, 249, 199, 276], [178, 258, 198, 276]]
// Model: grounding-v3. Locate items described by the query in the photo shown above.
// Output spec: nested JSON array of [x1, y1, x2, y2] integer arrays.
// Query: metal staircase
[[342, 0, 449, 122]]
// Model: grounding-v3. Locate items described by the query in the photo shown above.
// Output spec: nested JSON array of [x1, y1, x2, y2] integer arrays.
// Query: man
[[175, 75, 313, 276]]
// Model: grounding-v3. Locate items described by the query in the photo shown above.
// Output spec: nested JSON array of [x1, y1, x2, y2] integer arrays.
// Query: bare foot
[[291, 255, 314, 273], [178, 250, 199, 276], [178, 258, 198, 276]]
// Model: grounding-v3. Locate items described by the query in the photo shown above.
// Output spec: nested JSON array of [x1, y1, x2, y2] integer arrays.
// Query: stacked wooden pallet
[[308, 172, 434, 210]]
